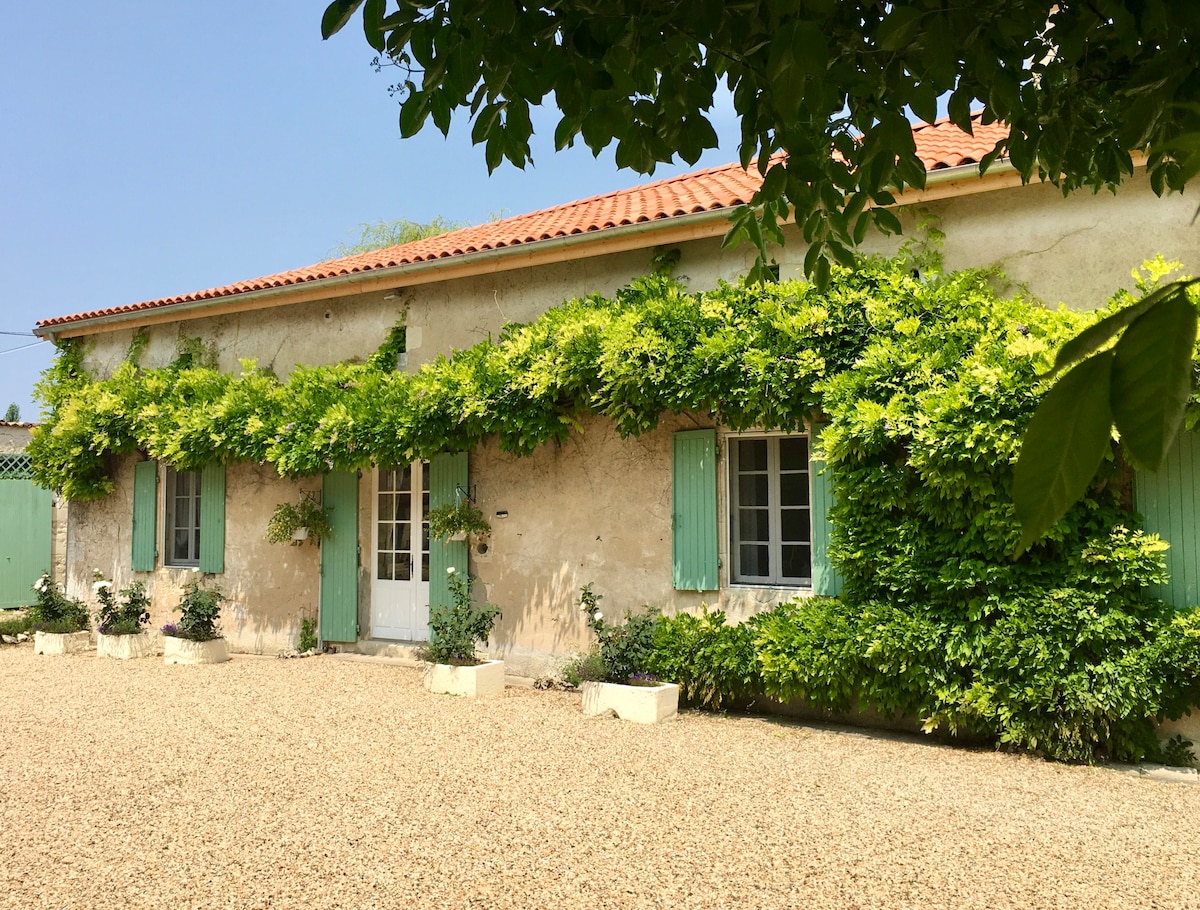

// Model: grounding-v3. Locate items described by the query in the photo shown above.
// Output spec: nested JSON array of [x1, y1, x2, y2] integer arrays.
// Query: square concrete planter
[[422, 659, 505, 697], [581, 680, 680, 724], [33, 630, 92, 655], [96, 631, 158, 660], [163, 636, 229, 665]]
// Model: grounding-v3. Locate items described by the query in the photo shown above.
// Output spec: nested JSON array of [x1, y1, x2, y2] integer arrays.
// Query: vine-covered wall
[[30, 251, 1200, 760]]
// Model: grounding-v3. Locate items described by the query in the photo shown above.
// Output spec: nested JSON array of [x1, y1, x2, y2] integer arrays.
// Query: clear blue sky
[[0, 2, 741, 420]]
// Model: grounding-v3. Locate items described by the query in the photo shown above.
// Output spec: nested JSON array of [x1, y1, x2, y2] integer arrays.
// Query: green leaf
[[1013, 351, 1115, 557], [1110, 290, 1198, 470], [1043, 280, 1192, 379], [321, 0, 364, 40], [361, 0, 386, 53]]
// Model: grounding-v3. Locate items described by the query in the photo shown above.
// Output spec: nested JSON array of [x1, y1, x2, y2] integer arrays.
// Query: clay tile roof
[[38, 113, 1005, 330], [0, 421, 36, 429]]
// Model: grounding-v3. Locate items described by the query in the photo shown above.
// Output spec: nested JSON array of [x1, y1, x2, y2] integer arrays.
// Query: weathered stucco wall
[[66, 456, 320, 653], [829, 170, 1199, 311], [56, 172, 1200, 672], [0, 425, 32, 454]]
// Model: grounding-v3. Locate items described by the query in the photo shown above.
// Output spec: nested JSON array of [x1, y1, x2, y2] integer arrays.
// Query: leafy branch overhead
[[1013, 277, 1200, 555], [322, 0, 1200, 284]]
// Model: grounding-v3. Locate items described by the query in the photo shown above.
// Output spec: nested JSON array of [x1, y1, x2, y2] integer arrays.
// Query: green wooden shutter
[[131, 460, 158, 572], [429, 453, 469, 612], [320, 470, 360, 641], [1135, 429, 1200, 607], [673, 429, 719, 591], [198, 463, 226, 574], [810, 428, 842, 597], [0, 475, 52, 609]]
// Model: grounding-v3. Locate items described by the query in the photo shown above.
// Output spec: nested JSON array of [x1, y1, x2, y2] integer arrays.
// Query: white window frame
[[727, 432, 813, 587], [164, 466, 202, 568]]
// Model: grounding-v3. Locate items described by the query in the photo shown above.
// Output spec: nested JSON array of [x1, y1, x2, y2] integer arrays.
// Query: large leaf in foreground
[[1013, 352, 1115, 557], [1111, 289, 1198, 470]]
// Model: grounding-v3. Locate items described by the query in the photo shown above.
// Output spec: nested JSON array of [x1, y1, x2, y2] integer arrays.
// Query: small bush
[[560, 649, 607, 687], [422, 567, 501, 665], [645, 609, 762, 708], [165, 581, 223, 642], [299, 617, 318, 652], [0, 614, 34, 638], [93, 574, 151, 635], [27, 573, 89, 633], [577, 584, 660, 684]]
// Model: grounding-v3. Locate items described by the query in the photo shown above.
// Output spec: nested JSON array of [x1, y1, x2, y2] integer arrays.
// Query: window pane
[[780, 508, 811, 542], [421, 552, 429, 583], [377, 552, 392, 580], [174, 529, 191, 561], [396, 553, 411, 581], [739, 544, 769, 577], [397, 523, 412, 553], [398, 464, 412, 492], [394, 493, 411, 522], [421, 462, 430, 492], [779, 471, 810, 507], [779, 437, 809, 471], [781, 544, 812, 580], [737, 439, 768, 471], [738, 474, 769, 506], [738, 508, 770, 542], [377, 523, 394, 552], [379, 469, 394, 492]]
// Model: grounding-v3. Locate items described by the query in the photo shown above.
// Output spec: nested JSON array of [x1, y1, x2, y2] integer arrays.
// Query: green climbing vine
[[27, 251, 1200, 762]]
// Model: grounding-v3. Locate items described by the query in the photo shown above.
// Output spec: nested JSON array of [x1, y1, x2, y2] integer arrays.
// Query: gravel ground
[[2, 647, 1198, 910]]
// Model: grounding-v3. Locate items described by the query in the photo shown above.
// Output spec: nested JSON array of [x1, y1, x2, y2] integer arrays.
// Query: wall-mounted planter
[[96, 631, 158, 660], [291, 527, 309, 542], [581, 680, 680, 724], [423, 659, 505, 697], [33, 630, 92, 655], [163, 636, 229, 665]]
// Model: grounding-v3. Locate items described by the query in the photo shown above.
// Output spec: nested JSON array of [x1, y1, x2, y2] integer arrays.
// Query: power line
[[0, 331, 36, 336], [0, 339, 47, 356]]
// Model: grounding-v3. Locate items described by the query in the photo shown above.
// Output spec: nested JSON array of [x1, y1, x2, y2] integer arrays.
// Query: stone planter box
[[581, 680, 680, 724], [33, 630, 92, 655], [96, 631, 158, 660], [422, 659, 505, 697], [163, 636, 230, 665]]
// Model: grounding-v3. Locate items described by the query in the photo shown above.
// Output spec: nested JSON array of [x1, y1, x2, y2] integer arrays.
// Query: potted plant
[[93, 572, 156, 659], [29, 572, 92, 655], [426, 500, 491, 542], [567, 584, 679, 724], [265, 499, 333, 546], [420, 566, 504, 696], [162, 578, 229, 665]]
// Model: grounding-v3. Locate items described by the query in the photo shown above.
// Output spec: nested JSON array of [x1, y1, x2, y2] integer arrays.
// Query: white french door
[[370, 462, 431, 640]]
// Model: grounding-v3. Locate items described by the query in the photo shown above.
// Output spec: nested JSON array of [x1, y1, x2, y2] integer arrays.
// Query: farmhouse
[[32, 115, 1200, 675]]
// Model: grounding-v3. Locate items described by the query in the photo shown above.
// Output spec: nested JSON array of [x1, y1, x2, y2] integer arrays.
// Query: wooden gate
[[0, 454, 52, 609]]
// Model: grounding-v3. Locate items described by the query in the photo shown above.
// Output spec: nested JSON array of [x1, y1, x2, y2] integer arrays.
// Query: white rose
[[593, 610, 603, 620], [446, 566, 456, 575]]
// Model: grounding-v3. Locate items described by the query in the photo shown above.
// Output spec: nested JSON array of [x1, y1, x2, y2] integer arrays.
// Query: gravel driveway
[[2, 647, 1198, 910]]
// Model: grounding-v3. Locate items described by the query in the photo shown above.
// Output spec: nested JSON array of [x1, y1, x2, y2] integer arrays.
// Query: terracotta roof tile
[[39, 114, 1007, 330]]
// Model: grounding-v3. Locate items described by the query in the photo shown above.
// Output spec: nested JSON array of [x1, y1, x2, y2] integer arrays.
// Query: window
[[165, 467, 202, 567], [729, 434, 812, 586]]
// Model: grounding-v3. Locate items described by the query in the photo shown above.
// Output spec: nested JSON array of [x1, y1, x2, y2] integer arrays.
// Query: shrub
[[165, 581, 224, 642], [27, 573, 89, 633], [298, 617, 318, 652], [645, 609, 761, 708], [577, 584, 660, 684], [92, 574, 150, 635], [422, 567, 501, 665]]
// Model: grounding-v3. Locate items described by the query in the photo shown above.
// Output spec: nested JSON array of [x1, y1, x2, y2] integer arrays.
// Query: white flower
[[446, 566, 456, 575], [593, 610, 603, 621], [92, 580, 112, 593], [33, 578, 45, 592], [191, 567, 200, 573], [93, 568, 101, 575]]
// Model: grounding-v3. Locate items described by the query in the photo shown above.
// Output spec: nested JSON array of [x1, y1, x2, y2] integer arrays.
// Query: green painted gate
[[0, 455, 52, 609], [1135, 429, 1200, 608], [320, 471, 359, 642]]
